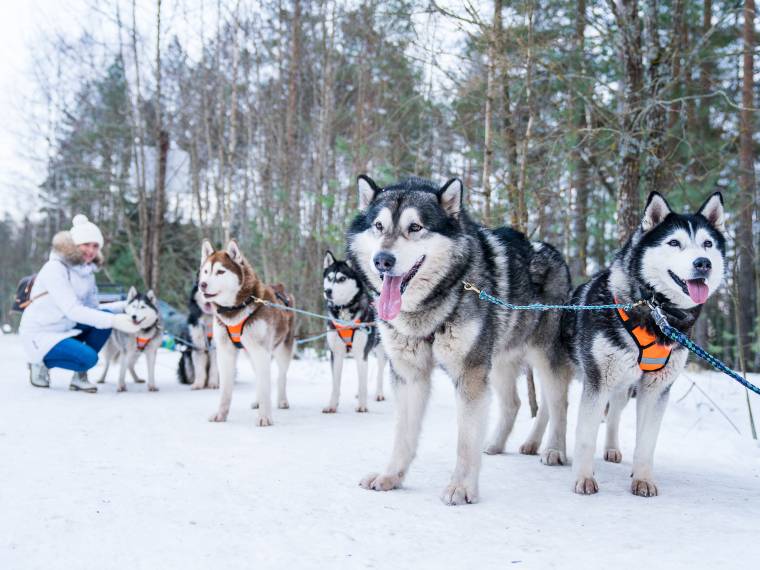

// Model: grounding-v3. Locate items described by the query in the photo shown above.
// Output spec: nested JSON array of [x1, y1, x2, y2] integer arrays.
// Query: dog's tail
[[529, 241, 572, 303], [177, 350, 193, 384]]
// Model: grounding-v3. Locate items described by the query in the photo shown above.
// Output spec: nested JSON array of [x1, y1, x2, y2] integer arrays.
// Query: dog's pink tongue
[[378, 275, 404, 320], [686, 280, 709, 304]]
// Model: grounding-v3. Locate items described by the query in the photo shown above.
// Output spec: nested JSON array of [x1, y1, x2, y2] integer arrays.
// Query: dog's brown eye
[[374, 221, 383, 232], [408, 223, 422, 233], [668, 239, 681, 248], [215, 269, 225, 275], [703, 240, 713, 248]]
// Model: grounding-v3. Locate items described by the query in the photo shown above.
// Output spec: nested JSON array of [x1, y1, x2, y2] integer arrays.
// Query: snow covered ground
[[1, 333, 759, 570]]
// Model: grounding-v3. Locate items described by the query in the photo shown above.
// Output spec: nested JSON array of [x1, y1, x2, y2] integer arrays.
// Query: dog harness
[[205, 321, 214, 341], [332, 319, 361, 351], [614, 297, 672, 372], [136, 337, 152, 351], [220, 289, 292, 350]]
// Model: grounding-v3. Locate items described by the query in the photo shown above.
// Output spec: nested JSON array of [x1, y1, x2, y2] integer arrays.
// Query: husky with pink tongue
[[566, 191, 726, 498], [347, 175, 575, 505]]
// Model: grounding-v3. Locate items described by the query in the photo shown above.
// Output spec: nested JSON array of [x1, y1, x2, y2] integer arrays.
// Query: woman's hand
[[111, 314, 142, 334]]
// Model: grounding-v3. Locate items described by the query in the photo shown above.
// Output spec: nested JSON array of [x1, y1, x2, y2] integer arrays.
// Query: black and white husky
[[347, 175, 574, 505], [322, 250, 386, 413], [98, 287, 163, 392], [566, 192, 726, 497], [177, 282, 219, 389]]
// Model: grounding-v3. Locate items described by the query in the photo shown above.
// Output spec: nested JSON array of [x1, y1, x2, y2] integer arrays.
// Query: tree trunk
[[482, 0, 501, 226], [737, 0, 758, 365], [572, 0, 590, 279]]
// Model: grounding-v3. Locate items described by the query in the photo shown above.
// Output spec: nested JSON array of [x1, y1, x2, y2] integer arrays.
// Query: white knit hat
[[70, 214, 104, 247]]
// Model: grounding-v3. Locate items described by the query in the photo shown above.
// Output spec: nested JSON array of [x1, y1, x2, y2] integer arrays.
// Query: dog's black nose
[[325, 289, 332, 299], [373, 252, 396, 273], [693, 257, 712, 273], [131, 315, 138, 322], [200, 281, 208, 290]]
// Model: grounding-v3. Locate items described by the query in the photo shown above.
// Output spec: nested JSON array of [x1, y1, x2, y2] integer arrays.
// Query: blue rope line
[[650, 306, 760, 396], [296, 331, 330, 346], [464, 282, 645, 311], [254, 298, 375, 329]]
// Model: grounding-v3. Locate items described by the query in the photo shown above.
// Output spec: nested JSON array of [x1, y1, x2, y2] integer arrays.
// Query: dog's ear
[[226, 239, 244, 265], [146, 289, 158, 305], [641, 192, 672, 231], [201, 239, 214, 265], [358, 175, 380, 211], [323, 250, 336, 269], [697, 192, 725, 233], [127, 286, 138, 303], [438, 178, 463, 218]]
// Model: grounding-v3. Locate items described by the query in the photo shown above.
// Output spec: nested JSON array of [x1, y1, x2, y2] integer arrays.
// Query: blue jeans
[[43, 324, 112, 372]]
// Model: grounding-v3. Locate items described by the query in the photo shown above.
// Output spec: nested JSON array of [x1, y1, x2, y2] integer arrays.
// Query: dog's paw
[[256, 415, 273, 427], [322, 406, 337, 414], [117, 385, 127, 393], [604, 448, 622, 463], [359, 473, 401, 491], [631, 478, 658, 497], [208, 411, 228, 422], [208, 382, 219, 390], [441, 482, 478, 506], [375, 394, 385, 402], [483, 443, 505, 455], [148, 385, 159, 392], [278, 400, 289, 409], [541, 448, 566, 466], [519, 441, 540, 455], [190, 383, 204, 391], [355, 405, 368, 413], [573, 477, 599, 495], [251, 402, 259, 409]]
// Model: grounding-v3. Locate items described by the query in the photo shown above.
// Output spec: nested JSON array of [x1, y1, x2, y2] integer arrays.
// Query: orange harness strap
[[205, 321, 214, 341], [614, 297, 672, 372], [224, 313, 256, 349], [333, 319, 361, 351], [136, 337, 152, 351]]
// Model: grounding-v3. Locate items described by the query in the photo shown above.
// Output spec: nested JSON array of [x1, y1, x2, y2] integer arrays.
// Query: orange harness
[[615, 297, 672, 372], [205, 321, 214, 341], [333, 319, 361, 351], [224, 315, 252, 349], [136, 337, 152, 351]]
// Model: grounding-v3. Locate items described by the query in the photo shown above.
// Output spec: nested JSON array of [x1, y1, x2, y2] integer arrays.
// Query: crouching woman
[[19, 215, 139, 392]]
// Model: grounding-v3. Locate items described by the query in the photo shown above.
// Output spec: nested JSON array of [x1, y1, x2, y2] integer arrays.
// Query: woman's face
[[78, 242, 100, 264]]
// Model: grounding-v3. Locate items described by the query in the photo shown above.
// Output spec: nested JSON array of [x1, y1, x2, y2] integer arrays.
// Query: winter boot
[[29, 363, 50, 388], [70, 371, 98, 393]]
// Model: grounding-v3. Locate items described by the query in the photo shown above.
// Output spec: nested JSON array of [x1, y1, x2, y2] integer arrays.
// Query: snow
[[1, 333, 759, 570]]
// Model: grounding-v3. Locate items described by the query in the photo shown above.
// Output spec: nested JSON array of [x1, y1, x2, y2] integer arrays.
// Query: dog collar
[[614, 296, 672, 372], [215, 294, 259, 314]]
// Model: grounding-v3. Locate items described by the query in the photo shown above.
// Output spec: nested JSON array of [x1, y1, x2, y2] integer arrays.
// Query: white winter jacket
[[19, 231, 116, 363]]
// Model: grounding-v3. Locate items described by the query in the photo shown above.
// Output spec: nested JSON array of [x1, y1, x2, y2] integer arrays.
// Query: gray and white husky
[[177, 281, 219, 389], [347, 175, 574, 505], [565, 192, 726, 497], [322, 250, 386, 413], [98, 286, 163, 392]]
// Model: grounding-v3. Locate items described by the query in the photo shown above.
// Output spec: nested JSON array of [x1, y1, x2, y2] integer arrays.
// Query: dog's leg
[[531, 354, 571, 466], [374, 345, 386, 402], [442, 367, 490, 506], [129, 362, 145, 383], [484, 355, 521, 455], [630, 380, 672, 497], [323, 341, 344, 413], [354, 332, 370, 412], [117, 353, 129, 393], [207, 349, 219, 389], [360, 340, 433, 492], [572, 381, 608, 494], [145, 348, 159, 392], [97, 353, 111, 384], [273, 342, 292, 409], [520, 393, 549, 456], [246, 344, 273, 426], [209, 346, 237, 422], [604, 387, 631, 463], [190, 350, 208, 390]]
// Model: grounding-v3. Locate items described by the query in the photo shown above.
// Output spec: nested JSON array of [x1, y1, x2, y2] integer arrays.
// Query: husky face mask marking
[[349, 176, 462, 321], [198, 239, 244, 307], [124, 286, 159, 328], [635, 192, 726, 308], [323, 251, 361, 307]]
